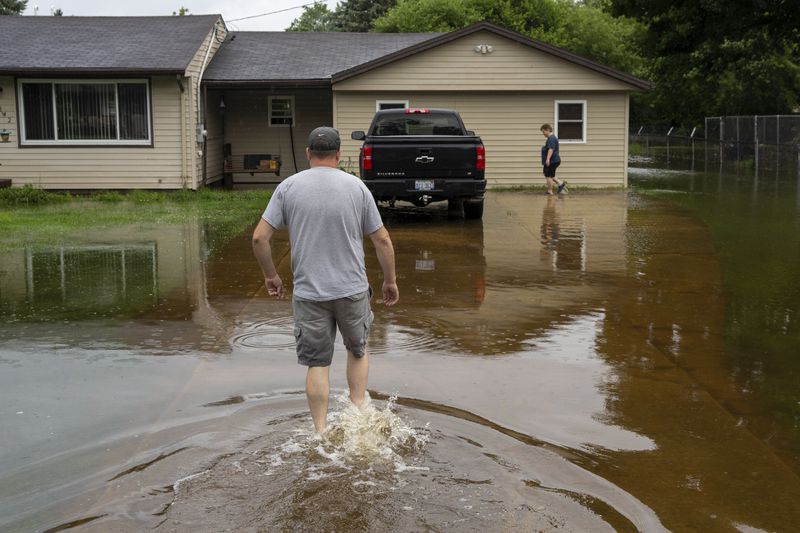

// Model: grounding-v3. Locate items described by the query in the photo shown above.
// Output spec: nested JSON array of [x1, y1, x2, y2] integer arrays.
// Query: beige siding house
[[0, 15, 226, 190], [0, 18, 648, 190], [332, 25, 646, 187]]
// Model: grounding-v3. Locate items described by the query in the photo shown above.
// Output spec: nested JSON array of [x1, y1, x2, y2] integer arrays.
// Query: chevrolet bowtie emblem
[[415, 155, 435, 164]]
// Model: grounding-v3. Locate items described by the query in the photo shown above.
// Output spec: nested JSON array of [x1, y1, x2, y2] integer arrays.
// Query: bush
[[0, 185, 70, 206]]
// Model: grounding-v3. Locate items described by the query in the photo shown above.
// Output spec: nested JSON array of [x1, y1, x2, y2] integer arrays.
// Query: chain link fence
[[630, 115, 800, 176]]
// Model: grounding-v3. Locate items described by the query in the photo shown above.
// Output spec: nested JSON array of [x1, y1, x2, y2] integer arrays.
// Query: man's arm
[[252, 218, 285, 298], [368, 226, 399, 306]]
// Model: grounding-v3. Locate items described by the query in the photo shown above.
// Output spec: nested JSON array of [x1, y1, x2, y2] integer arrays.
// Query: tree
[[286, 2, 335, 32], [0, 0, 27, 15], [52, 7, 62, 16], [330, 0, 397, 32], [607, 0, 800, 126], [286, 0, 397, 32], [172, 6, 190, 16]]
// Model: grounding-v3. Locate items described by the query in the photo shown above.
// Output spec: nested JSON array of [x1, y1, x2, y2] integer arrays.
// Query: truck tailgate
[[368, 136, 480, 179]]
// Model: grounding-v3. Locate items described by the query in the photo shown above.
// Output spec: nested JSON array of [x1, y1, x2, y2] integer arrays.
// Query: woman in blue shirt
[[540, 124, 567, 195]]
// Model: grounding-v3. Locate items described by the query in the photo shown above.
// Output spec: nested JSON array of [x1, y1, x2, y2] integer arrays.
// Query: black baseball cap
[[308, 126, 341, 151]]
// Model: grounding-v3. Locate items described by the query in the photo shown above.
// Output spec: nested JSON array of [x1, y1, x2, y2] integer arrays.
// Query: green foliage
[[608, 0, 800, 126], [172, 6, 190, 16], [330, 0, 397, 32], [0, 185, 69, 206], [373, 0, 646, 75], [52, 7, 62, 15], [0, 0, 27, 15], [286, 2, 335, 31], [287, 0, 397, 32], [128, 190, 166, 204], [92, 191, 125, 203]]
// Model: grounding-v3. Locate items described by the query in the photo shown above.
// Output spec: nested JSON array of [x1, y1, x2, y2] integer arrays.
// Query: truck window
[[371, 114, 463, 136]]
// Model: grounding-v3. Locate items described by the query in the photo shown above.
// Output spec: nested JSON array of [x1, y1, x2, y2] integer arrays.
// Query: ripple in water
[[230, 317, 296, 350], [155, 393, 666, 532]]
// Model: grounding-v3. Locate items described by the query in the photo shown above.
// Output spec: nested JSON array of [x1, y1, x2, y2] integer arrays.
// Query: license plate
[[414, 180, 434, 191]]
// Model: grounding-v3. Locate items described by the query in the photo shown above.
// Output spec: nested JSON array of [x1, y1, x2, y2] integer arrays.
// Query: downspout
[[194, 21, 219, 188], [176, 75, 187, 187]]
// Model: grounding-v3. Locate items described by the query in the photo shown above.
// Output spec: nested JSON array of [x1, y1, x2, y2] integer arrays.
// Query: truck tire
[[447, 198, 464, 217], [464, 198, 484, 220]]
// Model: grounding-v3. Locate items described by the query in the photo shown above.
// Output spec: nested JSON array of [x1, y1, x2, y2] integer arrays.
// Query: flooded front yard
[[1, 173, 799, 531]]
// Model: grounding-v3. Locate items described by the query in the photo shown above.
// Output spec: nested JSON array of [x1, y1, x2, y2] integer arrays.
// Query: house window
[[269, 96, 294, 127], [376, 100, 409, 111], [555, 100, 586, 143], [19, 79, 151, 145]]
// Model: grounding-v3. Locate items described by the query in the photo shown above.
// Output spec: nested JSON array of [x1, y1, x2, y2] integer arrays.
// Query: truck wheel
[[447, 198, 464, 217], [463, 198, 484, 220]]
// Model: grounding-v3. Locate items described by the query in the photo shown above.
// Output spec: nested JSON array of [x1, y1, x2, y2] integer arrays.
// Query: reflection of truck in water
[[351, 108, 487, 219], [367, 219, 486, 309]]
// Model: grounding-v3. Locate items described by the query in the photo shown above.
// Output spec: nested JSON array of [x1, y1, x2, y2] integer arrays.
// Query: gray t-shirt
[[262, 166, 383, 301]]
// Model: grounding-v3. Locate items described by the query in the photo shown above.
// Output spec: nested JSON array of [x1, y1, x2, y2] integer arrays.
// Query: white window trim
[[554, 100, 587, 144], [17, 78, 152, 146], [268, 95, 295, 127], [375, 100, 409, 112]]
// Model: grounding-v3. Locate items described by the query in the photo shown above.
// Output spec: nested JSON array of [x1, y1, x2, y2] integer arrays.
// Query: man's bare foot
[[349, 393, 364, 408]]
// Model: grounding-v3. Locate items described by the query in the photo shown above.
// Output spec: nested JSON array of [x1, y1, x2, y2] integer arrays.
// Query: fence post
[[704, 117, 709, 172], [690, 127, 697, 171], [754, 115, 759, 177], [736, 117, 741, 164], [776, 115, 780, 175], [719, 117, 724, 173]]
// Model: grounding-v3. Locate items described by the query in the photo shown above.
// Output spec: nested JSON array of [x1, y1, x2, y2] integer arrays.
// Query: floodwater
[[2, 171, 800, 532]]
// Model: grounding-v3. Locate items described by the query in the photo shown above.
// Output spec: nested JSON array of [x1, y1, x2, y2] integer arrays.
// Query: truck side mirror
[[351, 131, 366, 140], [466, 130, 475, 136]]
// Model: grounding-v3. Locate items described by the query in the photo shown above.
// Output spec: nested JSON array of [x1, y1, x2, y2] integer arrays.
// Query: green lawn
[[0, 187, 272, 251]]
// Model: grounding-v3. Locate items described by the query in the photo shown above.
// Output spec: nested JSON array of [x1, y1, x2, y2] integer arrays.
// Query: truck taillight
[[360, 146, 373, 171], [476, 145, 485, 171]]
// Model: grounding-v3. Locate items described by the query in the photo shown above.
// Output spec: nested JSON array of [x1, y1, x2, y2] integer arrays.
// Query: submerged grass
[[0, 188, 272, 251]]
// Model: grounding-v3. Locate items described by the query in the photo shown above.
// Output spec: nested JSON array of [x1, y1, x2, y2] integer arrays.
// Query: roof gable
[[332, 21, 651, 90], [0, 15, 221, 75]]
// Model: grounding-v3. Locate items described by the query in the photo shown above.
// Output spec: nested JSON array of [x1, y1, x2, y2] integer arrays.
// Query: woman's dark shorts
[[543, 161, 561, 178], [292, 290, 374, 367]]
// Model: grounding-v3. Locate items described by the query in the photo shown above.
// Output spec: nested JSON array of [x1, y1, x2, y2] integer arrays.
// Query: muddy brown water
[[1, 180, 800, 532]]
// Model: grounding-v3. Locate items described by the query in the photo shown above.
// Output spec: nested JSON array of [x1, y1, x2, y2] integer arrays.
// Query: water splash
[[320, 392, 428, 467], [249, 392, 429, 486]]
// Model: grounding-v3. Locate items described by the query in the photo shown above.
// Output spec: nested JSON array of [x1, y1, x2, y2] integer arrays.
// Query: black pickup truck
[[351, 108, 486, 219]]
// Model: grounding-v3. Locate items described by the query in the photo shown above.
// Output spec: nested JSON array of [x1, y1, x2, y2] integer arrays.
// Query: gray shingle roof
[[0, 15, 221, 74], [203, 32, 440, 82]]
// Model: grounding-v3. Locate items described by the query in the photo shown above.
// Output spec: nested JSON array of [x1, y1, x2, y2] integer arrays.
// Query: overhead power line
[[227, 2, 320, 23]]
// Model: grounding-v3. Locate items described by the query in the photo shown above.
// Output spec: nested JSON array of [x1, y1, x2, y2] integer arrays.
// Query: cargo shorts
[[292, 289, 374, 367]]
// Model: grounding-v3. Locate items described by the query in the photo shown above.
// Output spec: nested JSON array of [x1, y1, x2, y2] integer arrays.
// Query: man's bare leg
[[306, 366, 330, 433], [346, 350, 369, 407]]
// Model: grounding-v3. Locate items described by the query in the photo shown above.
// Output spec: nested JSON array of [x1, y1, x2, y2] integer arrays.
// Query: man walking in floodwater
[[252, 126, 399, 434]]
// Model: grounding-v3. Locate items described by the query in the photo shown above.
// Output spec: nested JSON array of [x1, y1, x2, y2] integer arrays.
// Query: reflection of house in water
[[21, 244, 159, 315], [365, 194, 628, 356], [0, 223, 212, 326], [0, 195, 628, 357]]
